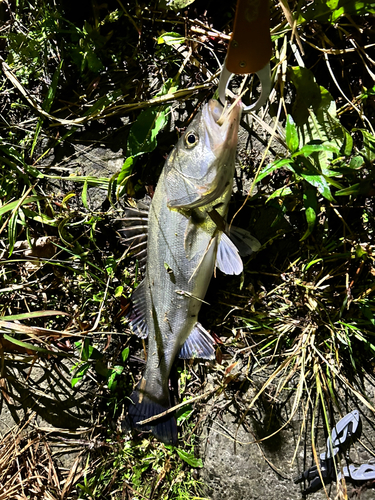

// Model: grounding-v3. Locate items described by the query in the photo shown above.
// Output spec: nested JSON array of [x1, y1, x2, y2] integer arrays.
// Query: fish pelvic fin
[[128, 280, 149, 338], [126, 388, 177, 445], [179, 322, 216, 360]]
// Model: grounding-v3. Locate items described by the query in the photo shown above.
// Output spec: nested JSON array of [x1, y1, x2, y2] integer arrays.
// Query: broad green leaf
[[288, 67, 352, 174], [127, 78, 177, 158], [266, 185, 293, 202], [301, 173, 334, 201], [294, 142, 340, 158], [157, 32, 185, 46], [285, 115, 299, 153], [256, 159, 294, 183], [127, 106, 169, 157], [176, 448, 203, 468]]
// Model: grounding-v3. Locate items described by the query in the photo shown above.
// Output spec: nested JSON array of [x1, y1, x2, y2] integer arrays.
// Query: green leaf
[[335, 184, 361, 196], [300, 187, 318, 241], [157, 32, 185, 46], [266, 185, 293, 202], [301, 173, 334, 201], [121, 347, 129, 362], [167, 0, 196, 11], [294, 142, 340, 158], [127, 79, 177, 158], [176, 448, 203, 468], [108, 365, 124, 390], [256, 159, 294, 183], [0, 196, 44, 217], [22, 208, 58, 226], [127, 106, 169, 157], [298, 0, 375, 24], [75, 339, 103, 361], [7, 209, 18, 257], [285, 115, 299, 153], [288, 67, 351, 170], [81, 338, 91, 361], [176, 404, 193, 424], [3, 333, 71, 358], [1, 310, 69, 321], [72, 362, 91, 387], [82, 180, 89, 209], [354, 129, 375, 163], [349, 156, 364, 169]]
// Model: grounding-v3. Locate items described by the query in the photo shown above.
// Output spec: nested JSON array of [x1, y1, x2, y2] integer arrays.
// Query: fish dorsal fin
[[119, 197, 150, 268], [227, 225, 261, 257], [179, 322, 215, 360], [128, 280, 149, 338], [216, 232, 243, 275]]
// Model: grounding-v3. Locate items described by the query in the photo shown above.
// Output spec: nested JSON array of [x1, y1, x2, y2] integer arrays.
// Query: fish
[[124, 99, 260, 444]]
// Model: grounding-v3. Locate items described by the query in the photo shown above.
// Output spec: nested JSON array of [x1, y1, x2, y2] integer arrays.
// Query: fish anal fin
[[128, 280, 149, 338], [179, 322, 215, 360], [216, 232, 243, 275], [126, 388, 177, 445]]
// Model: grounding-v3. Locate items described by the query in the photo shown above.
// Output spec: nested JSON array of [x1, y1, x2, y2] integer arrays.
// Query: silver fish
[[126, 99, 259, 444]]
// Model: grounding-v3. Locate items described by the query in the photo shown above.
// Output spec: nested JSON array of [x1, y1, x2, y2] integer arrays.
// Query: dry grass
[[0, 413, 84, 500]]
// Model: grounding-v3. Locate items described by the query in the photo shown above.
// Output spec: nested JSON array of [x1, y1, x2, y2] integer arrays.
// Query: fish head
[[165, 99, 241, 209]]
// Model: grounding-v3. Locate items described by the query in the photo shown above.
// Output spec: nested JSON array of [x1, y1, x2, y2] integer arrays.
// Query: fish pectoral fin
[[216, 232, 243, 275], [226, 225, 261, 257], [128, 280, 149, 338], [179, 322, 216, 360], [184, 217, 209, 260]]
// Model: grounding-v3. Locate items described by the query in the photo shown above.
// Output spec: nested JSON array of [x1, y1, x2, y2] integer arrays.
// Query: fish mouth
[[204, 99, 242, 153]]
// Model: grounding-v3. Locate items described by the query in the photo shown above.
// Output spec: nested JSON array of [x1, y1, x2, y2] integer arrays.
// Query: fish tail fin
[[126, 390, 177, 445]]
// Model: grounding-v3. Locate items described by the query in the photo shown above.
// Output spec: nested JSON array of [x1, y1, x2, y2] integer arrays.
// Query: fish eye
[[185, 130, 199, 149]]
